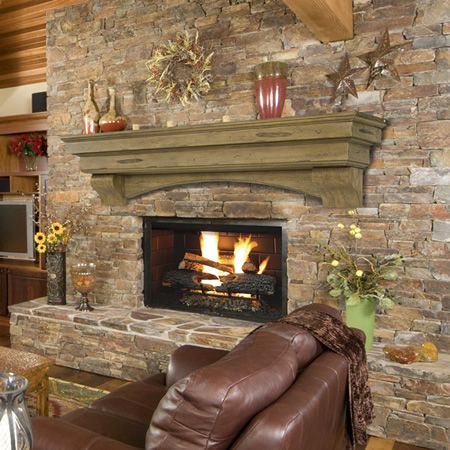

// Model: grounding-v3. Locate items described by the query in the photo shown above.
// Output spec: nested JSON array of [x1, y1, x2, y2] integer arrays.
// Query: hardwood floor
[[366, 437, 427, 450], [0, 316, 426, 450], [49, 364, 128, 392]]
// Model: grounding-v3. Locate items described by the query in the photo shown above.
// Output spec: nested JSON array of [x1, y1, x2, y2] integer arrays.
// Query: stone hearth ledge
[[367, 347, 450, 450], [9, 298, 260, 380]]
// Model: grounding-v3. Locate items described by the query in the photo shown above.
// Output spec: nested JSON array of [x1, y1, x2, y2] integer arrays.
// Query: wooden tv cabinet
[[0, 113, 49, 315], [0, 260, 47, 316]]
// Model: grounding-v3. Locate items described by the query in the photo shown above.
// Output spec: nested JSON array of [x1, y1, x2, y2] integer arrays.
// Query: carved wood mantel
[[62, 112, 386, 208]]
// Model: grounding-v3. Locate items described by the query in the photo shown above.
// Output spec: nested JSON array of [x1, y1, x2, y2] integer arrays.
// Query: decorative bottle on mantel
[[82, 79, 100, 134], [99, 87, 127, 132]]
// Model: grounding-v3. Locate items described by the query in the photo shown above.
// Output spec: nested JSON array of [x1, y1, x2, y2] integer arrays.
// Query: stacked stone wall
[[368, 347, 450, 450]]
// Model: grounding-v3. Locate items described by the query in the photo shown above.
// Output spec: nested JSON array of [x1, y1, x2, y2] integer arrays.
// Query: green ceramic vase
[[345, 298, 375, 351]]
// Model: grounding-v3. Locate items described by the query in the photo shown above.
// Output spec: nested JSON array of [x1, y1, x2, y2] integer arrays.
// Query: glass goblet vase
[[71, 262, 96, 311]]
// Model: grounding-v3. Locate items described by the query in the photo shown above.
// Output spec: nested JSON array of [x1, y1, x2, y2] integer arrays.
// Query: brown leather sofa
[[32, 304, 350, 449]]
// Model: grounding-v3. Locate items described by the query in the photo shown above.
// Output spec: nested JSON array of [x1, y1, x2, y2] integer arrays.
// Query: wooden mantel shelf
[[63, 112, 386, 208]]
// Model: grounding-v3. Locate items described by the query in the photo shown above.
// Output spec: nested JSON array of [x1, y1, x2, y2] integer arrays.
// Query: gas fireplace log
[[180, 293, 263, 313], [179, 252, 233, 274], [242, 261, 257, 273], [217, 254, 257, 273], [219, 254, 234, 266], [162, 269, 218, 291], [216, 273, 276, 295], [178, 261, 204, 272]]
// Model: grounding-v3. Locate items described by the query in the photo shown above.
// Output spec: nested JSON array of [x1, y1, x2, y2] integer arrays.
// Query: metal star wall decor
[[326, 53, 365, 105], [358, 29, 410, 87]]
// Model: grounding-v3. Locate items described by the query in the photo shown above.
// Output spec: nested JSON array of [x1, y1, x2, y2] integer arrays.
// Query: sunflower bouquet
[[34, 220, 74, 254], [33, 199, 88, 254]]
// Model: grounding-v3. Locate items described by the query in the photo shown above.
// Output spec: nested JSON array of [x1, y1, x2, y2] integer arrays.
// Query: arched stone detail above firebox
[[64, 111, 386, 209]]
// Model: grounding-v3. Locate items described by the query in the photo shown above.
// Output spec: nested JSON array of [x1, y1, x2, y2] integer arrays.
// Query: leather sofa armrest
[[166, 344, 229, 387], [31, 417, 141, 450]]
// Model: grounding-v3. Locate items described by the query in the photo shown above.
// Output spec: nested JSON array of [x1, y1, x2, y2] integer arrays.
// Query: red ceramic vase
[[99, 87, 127, 133], [255, 62, 288, 120]]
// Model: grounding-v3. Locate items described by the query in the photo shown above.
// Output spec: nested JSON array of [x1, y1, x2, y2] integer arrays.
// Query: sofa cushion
[[90, 374, 167, 426], [166, 346, 229, 387], [146, 321, 323, 450], [62, 408, 149, 449], [32, 417, 142, 450]]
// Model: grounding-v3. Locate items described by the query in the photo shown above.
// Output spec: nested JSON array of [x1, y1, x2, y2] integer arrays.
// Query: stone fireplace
[[53, 111, 384, 321], [10, 109, 387, 375]]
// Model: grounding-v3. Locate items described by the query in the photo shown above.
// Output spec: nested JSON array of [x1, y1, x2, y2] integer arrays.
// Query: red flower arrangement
[[8, 133, 48, 158]]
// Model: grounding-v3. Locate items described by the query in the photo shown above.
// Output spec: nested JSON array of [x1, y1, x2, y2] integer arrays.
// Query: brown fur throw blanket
[[278, 307, 373, 448]]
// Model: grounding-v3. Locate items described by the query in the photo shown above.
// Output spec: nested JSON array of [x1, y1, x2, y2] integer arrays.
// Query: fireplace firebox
[[143, 219, 287, 322]]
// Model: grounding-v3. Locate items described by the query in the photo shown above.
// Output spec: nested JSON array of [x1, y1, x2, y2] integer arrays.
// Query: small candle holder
[[71, 262, 96, 311]]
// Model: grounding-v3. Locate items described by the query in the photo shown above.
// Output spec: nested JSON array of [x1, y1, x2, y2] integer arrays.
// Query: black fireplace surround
[[143, 218, 287, 322]]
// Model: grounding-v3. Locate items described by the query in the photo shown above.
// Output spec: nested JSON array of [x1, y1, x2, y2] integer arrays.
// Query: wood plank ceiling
[[0, 0, 85, 89], [0, 0, 352, 91]]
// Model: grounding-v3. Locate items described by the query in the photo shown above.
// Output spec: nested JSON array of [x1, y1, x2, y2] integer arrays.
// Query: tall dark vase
[[47, 251, 66, 305], [255, 61, 288, 119]]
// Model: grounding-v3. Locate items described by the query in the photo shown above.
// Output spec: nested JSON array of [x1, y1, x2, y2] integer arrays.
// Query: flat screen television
[[0, 199, 35, 260]]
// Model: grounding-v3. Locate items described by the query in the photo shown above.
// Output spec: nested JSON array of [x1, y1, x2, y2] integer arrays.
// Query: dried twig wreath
[[146, 31, 213, 106]]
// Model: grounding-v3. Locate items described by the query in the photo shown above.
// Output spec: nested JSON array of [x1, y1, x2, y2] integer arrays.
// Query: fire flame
[[200, 231, 220, 274], [200, 231, 224, 287], [258, 256, 270, 274], [234, 235, 258, 273], [199, 231, 270, 290]]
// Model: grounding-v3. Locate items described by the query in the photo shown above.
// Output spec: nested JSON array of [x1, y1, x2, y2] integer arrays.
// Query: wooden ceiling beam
[[282, 0, 353, 42]]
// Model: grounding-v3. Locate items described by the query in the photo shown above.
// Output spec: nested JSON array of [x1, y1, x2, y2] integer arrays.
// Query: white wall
[[0, 83, 47, 116]]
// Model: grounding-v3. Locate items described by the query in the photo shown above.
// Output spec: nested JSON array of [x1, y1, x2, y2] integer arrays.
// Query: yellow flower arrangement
[[323, 210, 404, 313], [33, 198, 88, 254], [34, 221, 73, 254]]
